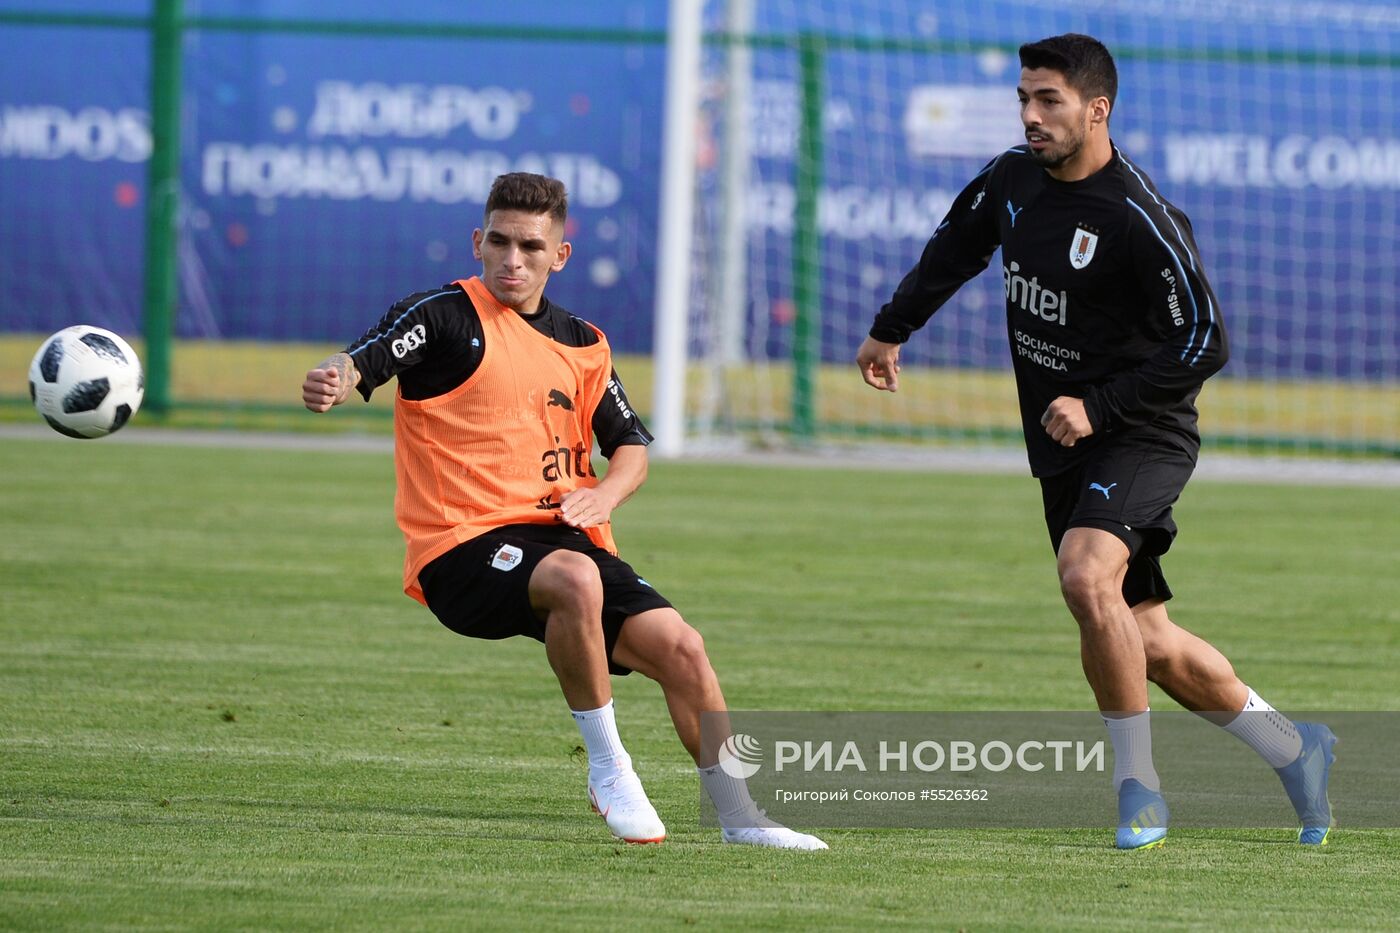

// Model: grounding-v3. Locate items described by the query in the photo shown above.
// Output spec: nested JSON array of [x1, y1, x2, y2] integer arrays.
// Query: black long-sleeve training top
[[871, 144, 1229, 476]]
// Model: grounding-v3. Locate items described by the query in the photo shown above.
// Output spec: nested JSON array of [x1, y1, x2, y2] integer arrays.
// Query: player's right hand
[[302, 367, 341, 412], [856, 335, 902, 392]]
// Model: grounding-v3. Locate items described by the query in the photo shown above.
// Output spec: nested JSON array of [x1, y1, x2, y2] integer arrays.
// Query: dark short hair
[[1019, 33, 1118, 113], [484, 172, 569, 224]]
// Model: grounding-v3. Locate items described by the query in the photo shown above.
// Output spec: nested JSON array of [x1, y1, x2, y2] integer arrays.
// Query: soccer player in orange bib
[[303, 172, 824, 850]]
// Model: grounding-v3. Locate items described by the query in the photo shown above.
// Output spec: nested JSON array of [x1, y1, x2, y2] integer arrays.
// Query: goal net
[[681, 0, 1400, 459]]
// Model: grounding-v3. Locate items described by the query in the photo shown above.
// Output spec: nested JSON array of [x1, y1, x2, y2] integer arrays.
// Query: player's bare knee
[[675, 625, 713, 680], [1057, 563, 1116, 620], [531, 551, 603, 616], [658, 624, 714, 687]]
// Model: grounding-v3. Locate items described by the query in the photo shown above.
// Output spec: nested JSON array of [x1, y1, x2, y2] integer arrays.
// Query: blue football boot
[[1275, 721, 1338, 845], [1115, 778, 1169, 850]]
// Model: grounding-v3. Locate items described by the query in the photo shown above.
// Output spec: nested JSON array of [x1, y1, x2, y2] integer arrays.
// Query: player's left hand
[[1040, 396, 1093, 447], [302, 367, 341, 412], [856, 336, 902, 392], [560, 487, 617, 529]]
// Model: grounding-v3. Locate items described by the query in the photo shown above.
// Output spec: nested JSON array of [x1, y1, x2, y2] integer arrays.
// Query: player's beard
[[1029, 127, 1085, 169]]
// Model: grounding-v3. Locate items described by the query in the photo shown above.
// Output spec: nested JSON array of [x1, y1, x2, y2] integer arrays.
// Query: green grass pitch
[[2, 435, 1398, 930]]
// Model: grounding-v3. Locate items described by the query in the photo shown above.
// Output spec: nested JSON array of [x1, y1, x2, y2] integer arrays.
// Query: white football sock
[[1103, 710, 1160, 792], [698, 764, 762, 828], [1222, 686, 1303, 768], [571, 699, 630, 776]]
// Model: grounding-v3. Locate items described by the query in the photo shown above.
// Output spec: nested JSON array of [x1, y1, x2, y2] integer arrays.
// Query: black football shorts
[[416, 523, 672, 675], [1039, 434, 1197, 607]]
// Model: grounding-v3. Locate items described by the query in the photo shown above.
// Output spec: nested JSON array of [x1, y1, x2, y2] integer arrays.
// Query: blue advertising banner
[[1, 1, 1397, 380]]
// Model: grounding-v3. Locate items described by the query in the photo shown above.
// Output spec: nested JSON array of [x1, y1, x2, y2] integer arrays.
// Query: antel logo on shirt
[[1003, 262, 1068, 325]]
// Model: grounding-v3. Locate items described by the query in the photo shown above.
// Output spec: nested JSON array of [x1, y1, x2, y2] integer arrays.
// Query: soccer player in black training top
[[856, 34, 1336, 849]]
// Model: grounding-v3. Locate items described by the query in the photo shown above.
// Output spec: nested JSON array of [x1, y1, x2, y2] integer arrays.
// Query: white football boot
[[721, 810, 829, 850], [588, 768, 666, 844]]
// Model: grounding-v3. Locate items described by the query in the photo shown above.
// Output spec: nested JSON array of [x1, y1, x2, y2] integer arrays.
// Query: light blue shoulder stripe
[[1123, 197, 1215, 365], [1117, 148, 1218, 365], [346, 288, 459, 356], [1116, 147, 1200, 275], [929, 145, 1026, 246], [973, 144, 1028, 181]]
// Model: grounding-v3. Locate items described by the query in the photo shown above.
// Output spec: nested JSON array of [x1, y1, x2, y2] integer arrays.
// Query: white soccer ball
[[29, 325, 145, 439]]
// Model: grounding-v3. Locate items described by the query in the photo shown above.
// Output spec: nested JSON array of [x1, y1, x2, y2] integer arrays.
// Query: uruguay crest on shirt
[[1069, 226, 1099, 269]]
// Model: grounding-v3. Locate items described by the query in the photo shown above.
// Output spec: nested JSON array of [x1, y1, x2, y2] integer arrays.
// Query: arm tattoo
[[317, 352, 360, 403]]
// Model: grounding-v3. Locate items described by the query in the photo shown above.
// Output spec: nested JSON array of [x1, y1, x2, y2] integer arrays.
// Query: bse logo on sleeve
[[391, 324, 428, 358]]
